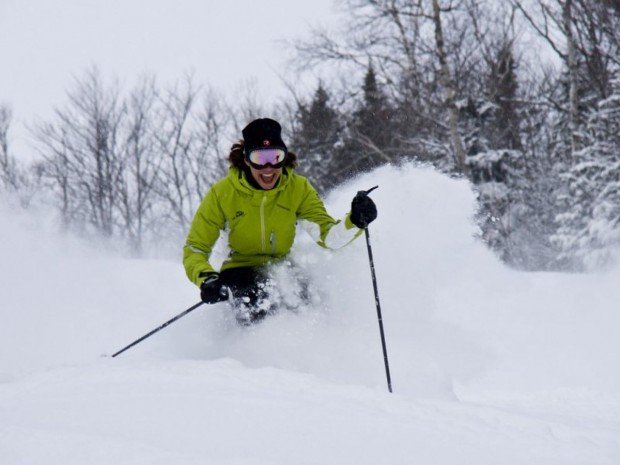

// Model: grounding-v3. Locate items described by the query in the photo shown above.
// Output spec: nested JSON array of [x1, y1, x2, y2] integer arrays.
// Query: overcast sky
[[0, 0, 337, 155]]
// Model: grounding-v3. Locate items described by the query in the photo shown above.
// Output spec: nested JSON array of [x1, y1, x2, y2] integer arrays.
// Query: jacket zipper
[[260, 194, 267, 253]]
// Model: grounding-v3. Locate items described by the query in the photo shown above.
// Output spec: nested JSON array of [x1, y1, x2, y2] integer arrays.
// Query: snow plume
[[145, 164, 494, 399], [1, 164, 619, 464]]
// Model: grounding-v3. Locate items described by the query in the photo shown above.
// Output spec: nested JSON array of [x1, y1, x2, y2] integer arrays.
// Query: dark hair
[[228, 140, 298, 169]]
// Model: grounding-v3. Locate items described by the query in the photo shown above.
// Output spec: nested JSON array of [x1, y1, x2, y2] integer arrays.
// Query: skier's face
[[246, 162, 282, 190]]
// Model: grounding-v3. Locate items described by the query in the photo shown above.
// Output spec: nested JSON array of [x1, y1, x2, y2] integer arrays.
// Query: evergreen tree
[[486, 44, 521, 151], [292, 84, 342, 192], [341, 65, 397, 178], [554, 77, 620, 269], [462, 41, 521, 162], [466, 41, 559, 269]]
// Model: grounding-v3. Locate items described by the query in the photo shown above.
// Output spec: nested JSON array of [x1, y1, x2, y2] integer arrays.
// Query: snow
[[1, 163, 619, 464]]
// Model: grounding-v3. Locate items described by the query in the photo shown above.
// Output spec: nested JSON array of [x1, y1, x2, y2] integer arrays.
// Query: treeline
[[293, 0, 620, 271], [1, 0, 619, 270], [1, 71, 239, 255]]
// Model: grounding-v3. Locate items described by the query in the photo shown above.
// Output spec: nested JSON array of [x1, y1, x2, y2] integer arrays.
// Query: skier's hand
[[200, 273, 228, 304], [350, 190, 378, 228]]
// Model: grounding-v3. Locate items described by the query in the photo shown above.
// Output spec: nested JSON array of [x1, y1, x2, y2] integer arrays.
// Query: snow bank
[[3, 358, 615, 465]]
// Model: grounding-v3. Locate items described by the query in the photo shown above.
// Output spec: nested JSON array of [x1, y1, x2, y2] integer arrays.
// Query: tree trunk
[[563, 0, 580, 158], [431, 0, 468, 176]]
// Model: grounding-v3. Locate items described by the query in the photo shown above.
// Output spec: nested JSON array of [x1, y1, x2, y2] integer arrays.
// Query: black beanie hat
[[242, 118, 287, 155]]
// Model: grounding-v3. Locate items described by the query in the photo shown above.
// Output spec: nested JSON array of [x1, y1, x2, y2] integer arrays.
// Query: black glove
[[200, 273, 228, 304], [350, 190, 378, 228]]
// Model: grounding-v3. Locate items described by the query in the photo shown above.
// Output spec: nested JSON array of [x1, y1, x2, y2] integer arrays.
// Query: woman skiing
[[183, 117, 377, 323]]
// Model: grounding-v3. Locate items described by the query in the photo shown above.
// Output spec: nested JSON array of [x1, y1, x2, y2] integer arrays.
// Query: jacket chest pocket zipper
[[270, 231, 276, 255]]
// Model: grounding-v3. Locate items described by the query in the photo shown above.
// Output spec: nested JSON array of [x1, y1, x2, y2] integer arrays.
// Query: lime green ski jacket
[[183, 167, 362, 286]]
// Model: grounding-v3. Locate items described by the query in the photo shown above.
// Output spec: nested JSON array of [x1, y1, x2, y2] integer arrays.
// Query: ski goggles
[[246, 148, 287, 169]]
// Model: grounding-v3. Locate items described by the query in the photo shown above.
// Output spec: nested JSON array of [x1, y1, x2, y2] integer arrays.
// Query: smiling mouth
[[260, 173, 276, 183]]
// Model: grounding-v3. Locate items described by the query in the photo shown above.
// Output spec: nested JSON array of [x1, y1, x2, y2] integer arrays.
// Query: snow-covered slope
[[1, 164, 619, 464]]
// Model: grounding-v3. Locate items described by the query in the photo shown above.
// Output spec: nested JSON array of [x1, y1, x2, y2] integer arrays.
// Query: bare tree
[[36, 67, 126, 236], [153, 77, 199, 231], [0, 105, 16, 190], [190, 89, 230, 199], [511, 0, 620, 157], [153, 76, 228, 234], [31, 67, 238, 252], [117, 75, 161, 254]]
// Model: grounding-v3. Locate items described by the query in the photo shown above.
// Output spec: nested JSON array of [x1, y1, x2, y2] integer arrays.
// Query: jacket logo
[[263, 139, 270, 146]]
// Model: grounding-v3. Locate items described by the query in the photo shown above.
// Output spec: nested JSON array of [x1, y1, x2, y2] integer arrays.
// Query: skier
[[183, 117, 377, 323]]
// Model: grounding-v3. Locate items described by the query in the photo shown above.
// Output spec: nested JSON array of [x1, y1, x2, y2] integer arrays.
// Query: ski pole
[[362, 186, 392, 393], [111, 301, 205, 357]]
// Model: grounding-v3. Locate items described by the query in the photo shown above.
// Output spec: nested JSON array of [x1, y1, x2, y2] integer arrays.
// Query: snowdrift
[[1, 163, 618, 464]]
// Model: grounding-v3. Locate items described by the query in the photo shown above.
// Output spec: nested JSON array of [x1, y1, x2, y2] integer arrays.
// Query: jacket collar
[[228, 166, 291, 197]]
